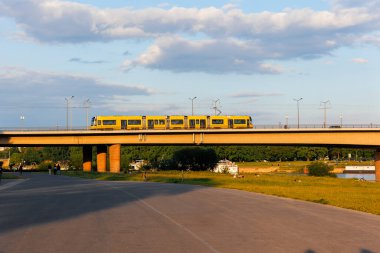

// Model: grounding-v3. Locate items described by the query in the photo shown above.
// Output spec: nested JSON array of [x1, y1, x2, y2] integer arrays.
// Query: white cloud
[[1, 0, 380, 74], [0, 66, 153, 108], [352, 58, 368, 64], [1, 0, 379, 42], [69, 57, 105, 64], [230, 91, 283, 98], [360, 33, 380, 47], [123, 37, 285, 74]]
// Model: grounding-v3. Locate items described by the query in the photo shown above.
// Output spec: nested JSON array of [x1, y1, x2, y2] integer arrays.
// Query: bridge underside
[[81, 144, 120, 173], [79, 145, 380, 181], [1, 129, 380, 180], [376, 150, 380, 182]]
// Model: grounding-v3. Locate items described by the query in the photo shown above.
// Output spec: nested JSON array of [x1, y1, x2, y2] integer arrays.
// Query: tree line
[[0, 145, 374, 171]]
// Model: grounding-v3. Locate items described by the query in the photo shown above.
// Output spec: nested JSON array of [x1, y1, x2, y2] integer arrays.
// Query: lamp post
[[189, 97, 197, 115], [65, 96, 74, 130], [340, 113, 343, 128], [84, 99, 91, 130], [285, 114, 288, 129], [293, 98, 303, 128], [20, 115, 25, 131]]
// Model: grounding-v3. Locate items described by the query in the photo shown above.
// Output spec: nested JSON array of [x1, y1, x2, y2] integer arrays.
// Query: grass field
[[63, 170, 380, 215], [0, 172, 21, 179], [236, 160, 375, 174]]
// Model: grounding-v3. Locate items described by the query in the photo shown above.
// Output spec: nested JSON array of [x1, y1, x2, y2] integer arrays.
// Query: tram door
[[121, 120, 127, 130], [200, 119, 206, 129], [148, 120, 154, 129], [189, 120, 195, 129], [228, 119, 233, 128]]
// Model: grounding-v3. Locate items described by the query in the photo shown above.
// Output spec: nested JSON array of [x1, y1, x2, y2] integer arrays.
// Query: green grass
[[63, 170, 380, 215], [237, 160, 373, 168], [1, 173, 22, 179]]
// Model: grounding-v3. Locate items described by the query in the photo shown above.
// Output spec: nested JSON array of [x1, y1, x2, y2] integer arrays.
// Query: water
[[337, 173, 375, 181]]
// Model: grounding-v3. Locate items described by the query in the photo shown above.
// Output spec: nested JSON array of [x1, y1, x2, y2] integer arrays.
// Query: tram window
[[97, 120, 101, 125], [196, 120, 199, 124], [234, 119, 246, 124], [159, 120, 166, 125], [155, 120, 158, 125], [128, 120, 141, 125], [171, 119, 184, 125], [212, 119, 224, 124], [103, 120, 116, 125]]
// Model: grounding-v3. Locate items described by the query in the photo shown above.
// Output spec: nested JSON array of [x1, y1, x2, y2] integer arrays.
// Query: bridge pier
[[97, 145, 107, 173], [82, 145, 92, 172], [109, 144, 121, 173], [375, 149, 380, 182]]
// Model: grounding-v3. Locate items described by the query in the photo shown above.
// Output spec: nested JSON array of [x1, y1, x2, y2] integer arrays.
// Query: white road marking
[[0, 179, 29, 191]]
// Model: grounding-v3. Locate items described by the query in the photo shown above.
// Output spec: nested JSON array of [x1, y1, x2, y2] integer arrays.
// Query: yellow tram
[[90, 115, 253, 130]]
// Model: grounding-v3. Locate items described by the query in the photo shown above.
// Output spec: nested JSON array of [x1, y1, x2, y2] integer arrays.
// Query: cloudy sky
[[0, 0, 379, 128]]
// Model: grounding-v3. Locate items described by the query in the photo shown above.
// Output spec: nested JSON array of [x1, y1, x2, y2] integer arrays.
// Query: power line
[[293, 98, 303, 128], [211, 99, 222, 116]]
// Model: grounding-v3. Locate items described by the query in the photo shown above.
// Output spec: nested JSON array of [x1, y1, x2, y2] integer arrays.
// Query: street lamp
[[340, 113, 343, 128], [65, 96, 74, 130], [189, 97, 197, 115], [293, 98, 303, 128], [285, 114, 289, 129], [20, 115, 25, 130], [84, 99, 91, 130]]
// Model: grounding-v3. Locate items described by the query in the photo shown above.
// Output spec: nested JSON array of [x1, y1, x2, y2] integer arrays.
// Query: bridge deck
[[1, 128, 380, 147]]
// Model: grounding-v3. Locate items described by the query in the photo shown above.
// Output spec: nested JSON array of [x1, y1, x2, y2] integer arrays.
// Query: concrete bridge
[[1, 128, 380, 180]]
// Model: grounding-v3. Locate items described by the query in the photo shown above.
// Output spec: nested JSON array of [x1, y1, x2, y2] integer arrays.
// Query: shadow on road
[[0, 173, 210, 234]]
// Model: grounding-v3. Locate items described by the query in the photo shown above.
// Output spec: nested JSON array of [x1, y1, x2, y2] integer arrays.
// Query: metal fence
[[254, 124, 380, 129], [1, 124, 380, 131]]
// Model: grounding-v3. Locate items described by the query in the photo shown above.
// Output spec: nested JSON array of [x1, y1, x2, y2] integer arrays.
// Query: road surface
[[1, 173, 380, 253]]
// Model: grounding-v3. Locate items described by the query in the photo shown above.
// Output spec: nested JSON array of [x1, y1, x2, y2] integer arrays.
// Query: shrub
[[307, 161, 335, 177], [37, 161, 54, 171]]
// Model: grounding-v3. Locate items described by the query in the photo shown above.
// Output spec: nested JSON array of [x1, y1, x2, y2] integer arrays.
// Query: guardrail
[[1, 124, 380, 131], [254, 124, 380, 129]]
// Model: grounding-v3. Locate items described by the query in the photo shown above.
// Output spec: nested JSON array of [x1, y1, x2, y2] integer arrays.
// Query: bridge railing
[[1, 124, 380, 131], [0, 126, 89, 131], [254, 124, 380, 129]]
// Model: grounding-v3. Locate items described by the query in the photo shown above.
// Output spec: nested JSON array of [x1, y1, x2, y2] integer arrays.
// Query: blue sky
[[0, 0, 379, 128]]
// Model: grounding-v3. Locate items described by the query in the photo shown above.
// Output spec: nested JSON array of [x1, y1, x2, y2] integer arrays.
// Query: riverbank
[[63, 170, 380, 215], [236, 160, 373, 174]]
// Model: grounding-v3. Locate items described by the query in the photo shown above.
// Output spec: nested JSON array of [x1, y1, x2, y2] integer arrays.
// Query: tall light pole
[[340, 113, 343, 128], [20, 115, 25, 131], [293, 98, 303, 128], [285, 114, 288, 129], [320, 100, 331, 128], [84, 99, 91, 130], [65, 96, 74, 130], [189, 97, 197, 115]]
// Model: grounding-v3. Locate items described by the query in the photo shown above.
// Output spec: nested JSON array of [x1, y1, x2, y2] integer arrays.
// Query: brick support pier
[[97, 145, 107, 173], [109, 144, 121, 173], [375, 149, 380, 182], [82, 145, 92, 172]]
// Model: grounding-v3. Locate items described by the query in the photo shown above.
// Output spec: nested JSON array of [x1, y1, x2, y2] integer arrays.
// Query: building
[[344, 166, 375, 174], [214, 159, 239, 175], [129, 160, 147, 170]]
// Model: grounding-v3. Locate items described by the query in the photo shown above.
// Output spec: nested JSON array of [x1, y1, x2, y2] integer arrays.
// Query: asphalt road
[[1, 173, 380, 253]]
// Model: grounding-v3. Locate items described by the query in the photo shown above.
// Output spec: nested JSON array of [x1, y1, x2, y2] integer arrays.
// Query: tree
[[172, 147, 218, 171], [69, 147, 83, 169], [307, 162, 335, 177]]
